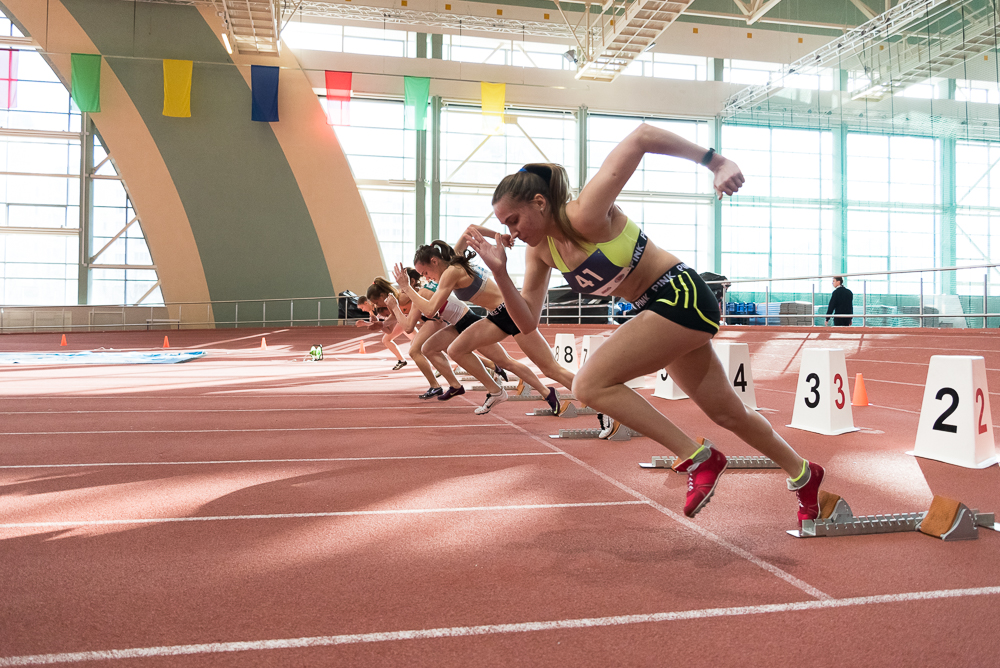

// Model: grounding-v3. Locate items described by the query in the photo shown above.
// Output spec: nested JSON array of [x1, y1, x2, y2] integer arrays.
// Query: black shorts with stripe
[[632, 263, 720, 336]]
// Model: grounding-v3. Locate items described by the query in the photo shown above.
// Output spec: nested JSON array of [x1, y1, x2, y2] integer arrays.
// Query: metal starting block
[[469, 384, 519, 392], [549, 426, 642, 441], [789, 494, 998, 541], [509, 393, 576, 401], [640, 455, 780, 470], [528, 401, 596, 418]]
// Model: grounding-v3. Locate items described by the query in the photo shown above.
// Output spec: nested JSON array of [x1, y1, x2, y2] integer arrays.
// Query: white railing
[[0, 263, 997, 333]]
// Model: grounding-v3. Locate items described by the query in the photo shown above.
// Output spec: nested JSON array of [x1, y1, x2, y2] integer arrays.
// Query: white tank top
[[439, 292, 469, 326]]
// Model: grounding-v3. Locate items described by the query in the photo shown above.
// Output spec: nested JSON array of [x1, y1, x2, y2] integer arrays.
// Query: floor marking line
[[482, 408, 832, 601], [0, 424, 512, 436], [0, 407, 469, 415], [0, 452, 562, 470], [2, 586, 998, 665], [0, 501, 645, 528]]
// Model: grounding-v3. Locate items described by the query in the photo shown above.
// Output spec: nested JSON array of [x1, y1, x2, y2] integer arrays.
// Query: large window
[[0, 13, 160, 306], [333, 98, 416, 273]]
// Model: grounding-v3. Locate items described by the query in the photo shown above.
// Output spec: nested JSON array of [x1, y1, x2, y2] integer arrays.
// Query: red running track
[[0, 324, 998, 667]]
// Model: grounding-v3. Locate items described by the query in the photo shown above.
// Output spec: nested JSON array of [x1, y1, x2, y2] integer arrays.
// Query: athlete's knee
[[446, 341, 468, 359], [710, 401, 751, 432], [572, 372, 601, 406]]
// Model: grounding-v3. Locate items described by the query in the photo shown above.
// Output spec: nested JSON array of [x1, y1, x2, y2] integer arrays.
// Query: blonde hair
[[492, 163, 583, 248]]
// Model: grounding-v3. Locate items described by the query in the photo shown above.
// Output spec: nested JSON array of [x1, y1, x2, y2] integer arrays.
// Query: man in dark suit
[[825, 276, 854, 326]]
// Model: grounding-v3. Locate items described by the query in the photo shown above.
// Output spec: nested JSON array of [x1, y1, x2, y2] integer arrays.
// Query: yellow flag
[[481, 81, 505, 134], [163, 59, 193, 118]]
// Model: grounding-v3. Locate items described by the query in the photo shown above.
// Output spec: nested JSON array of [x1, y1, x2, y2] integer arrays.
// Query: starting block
[[509, 392, 576, 402], [469, 383, 519, 392], [789, 494, 998, 540], [528, 401, 597, 418], [640, 455, 779, 470], [550, 426, 642, 441]]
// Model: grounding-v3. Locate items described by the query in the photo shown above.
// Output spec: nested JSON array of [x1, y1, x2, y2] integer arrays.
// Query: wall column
[[940, 79, 957, 294], [577, 105, 588, 193], [77, 113, 94, 305], [430, 95, 442, 242]]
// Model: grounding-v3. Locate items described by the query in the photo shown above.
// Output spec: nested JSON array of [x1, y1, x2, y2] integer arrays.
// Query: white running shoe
[[597, 413, 621, 439], [474, 388, 509, 415]]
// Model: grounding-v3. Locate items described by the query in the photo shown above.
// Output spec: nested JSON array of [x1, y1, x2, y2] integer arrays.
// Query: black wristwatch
[[700, 148, 716, 166]]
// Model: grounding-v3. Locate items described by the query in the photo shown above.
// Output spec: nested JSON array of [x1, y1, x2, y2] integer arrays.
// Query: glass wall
[[0, 13, 161, 307]]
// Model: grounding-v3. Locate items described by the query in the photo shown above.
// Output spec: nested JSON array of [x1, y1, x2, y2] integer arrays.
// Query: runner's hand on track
[[712, 157, 745, 199]]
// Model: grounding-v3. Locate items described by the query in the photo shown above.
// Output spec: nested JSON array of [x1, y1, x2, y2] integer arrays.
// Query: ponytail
[[413, 239, 478, 280], [366, 276, 399, 303], [492, 162, 582, 247]]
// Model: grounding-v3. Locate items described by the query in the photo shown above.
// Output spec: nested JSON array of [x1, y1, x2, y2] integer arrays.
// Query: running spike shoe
[[418, 387, 444, 400], [474, 389, 509, 415], [790, 461, 825, 527], [392, 360, 407, 371], [672, 440, 728, 518], [545, 387, 560, 413], [438, 386, 465, 401]]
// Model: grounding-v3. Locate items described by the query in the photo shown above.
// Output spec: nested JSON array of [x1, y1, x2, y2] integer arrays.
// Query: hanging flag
[[0, 48, 18, 110], [325, 70, 351, 126], [251, 64, 279, 122], [162, 59, 193, 118], [71, 53, 102, 113], [403, 76, 430, 131], [481, 81, 505, 134]]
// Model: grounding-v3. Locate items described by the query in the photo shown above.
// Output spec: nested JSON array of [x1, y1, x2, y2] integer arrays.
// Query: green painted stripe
[[60, 0, 335, 304]]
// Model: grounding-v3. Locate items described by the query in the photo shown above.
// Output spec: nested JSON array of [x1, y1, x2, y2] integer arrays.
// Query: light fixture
[[221, 32, 233, 55], [563, 49, 577, 64], [643, 42, 656, 52]]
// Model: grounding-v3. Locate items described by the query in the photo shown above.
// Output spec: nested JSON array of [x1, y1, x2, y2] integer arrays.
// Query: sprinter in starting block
[[468, 128, 828, 526]]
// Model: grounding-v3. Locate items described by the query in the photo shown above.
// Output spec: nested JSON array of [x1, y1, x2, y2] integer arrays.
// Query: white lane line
[[0, 452, 561, 470], [480, 406, 832, 601], [2, 586, 998, 665], [0, 407, 465, 415], [0, 500, 645, 529], [0, 424, 511, 436]]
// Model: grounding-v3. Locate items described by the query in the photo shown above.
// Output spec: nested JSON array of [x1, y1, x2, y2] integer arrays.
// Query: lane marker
[[2, 586, 998, 665], [0, 424, 514, 436], [478, 405, 832, 601], [0, 500, 645, 529], [0, 452, 562, 470]]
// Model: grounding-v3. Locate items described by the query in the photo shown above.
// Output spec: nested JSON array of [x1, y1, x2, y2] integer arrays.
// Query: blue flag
[[251, 65, 279, 122]]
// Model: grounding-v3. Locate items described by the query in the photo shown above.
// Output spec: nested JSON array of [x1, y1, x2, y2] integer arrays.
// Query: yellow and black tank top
[[547, 218, 647, 296]]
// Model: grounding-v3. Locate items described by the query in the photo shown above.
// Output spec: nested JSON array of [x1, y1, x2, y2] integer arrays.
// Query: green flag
[[71, 53, 102, 113], [404, 76, 430, 131]]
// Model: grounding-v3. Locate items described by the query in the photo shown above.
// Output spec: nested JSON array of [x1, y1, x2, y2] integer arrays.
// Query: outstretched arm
[[468, 229, 551, 334], [570, 123, 744, 237], [454, 224, 501, 254]]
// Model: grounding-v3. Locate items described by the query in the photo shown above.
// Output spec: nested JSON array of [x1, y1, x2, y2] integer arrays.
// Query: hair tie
[[520, 164, 552, 184]]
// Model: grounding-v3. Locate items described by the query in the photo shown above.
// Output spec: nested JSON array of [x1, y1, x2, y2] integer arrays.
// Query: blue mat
[[0, 351, 207, 365]]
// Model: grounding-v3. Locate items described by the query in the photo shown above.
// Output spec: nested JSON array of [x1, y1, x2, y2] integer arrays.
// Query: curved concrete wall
[[1, 0, 384, 323]]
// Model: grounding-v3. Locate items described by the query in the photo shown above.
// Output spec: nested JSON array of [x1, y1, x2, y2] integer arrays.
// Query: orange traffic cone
[[163, 336, 170, 348], [260, 337, 267, 351], [60, 334, 67, 347], [358, 340, 366, 354], [852, 373, 869, 406]]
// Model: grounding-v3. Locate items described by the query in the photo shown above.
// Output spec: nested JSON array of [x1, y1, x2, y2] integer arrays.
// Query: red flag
[[325, 71, 351, 126], [0, 49, 19, 110]]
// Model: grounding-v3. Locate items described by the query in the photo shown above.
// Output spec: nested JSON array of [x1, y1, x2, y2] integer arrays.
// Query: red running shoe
[[672, 440, 728, 518], [791, 461, 825, 527]]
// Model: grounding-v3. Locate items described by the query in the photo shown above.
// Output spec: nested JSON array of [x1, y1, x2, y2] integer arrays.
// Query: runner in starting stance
[[467, 126, 825, 524]]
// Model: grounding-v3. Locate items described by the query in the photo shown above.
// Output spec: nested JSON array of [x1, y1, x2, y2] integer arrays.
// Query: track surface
[[1, 325, 999, 666]]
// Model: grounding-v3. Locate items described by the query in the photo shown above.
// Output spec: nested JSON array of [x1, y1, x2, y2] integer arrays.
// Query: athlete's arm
[[394, 262, 455, 316], [455, 225, 509, 254], [467, 230, 550, 334], [571, 123, 744, 236]]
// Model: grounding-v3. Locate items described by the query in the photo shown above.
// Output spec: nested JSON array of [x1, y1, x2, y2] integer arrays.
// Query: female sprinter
[[467, 130, 826, 524], [384, 267, 464, 399], [397, 241, 573, 415], [365, 277, 414, 371]]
